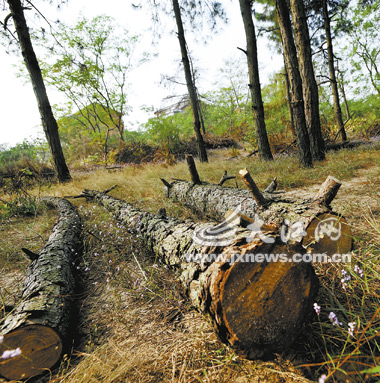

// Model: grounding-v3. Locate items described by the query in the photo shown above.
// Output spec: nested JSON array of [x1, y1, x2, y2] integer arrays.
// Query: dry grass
[[32, 145, 380, 216], [1, 145, 380, 383]]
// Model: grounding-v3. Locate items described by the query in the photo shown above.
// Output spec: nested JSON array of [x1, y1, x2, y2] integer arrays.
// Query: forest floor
[[0, 144, 380, 383]]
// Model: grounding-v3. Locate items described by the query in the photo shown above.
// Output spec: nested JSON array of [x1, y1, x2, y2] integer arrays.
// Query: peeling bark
[[82, 189, 319, 359], [0, 198, 82, 381]]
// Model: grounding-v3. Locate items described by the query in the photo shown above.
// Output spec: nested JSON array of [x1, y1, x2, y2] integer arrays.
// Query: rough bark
[[7, 0, 71, 182], [338, 72, 351, 120], [82, 189, 319, 359], [322, 0, 348, 142], [291, 0, 326, 161], [283, 53, 296, 136], [163, 177, 352, 256], [312, 176, 341, 206], [239, 168, 268, 207], [239, 0, 273, 161], [275, 0, 313, 167], [0, 198, 82, 381], [186, 154, 201, 185], [172, 0, 208, 162]]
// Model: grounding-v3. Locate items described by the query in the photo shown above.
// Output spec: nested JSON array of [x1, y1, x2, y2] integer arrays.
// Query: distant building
[[154, 95, 190, 117]]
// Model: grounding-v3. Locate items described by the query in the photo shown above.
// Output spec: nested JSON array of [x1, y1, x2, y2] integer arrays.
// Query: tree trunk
[[338, 72, 351, 120], [172, 0, 208, 162], [291, 0, 326, 161], [162, 176, 352, 256], [275, 0, 313, 167], [7, 0, 71, 182], [0, 198, 82, 381], [239, 0, 273, 161], [283, 53, 296, 136], [322, 0, 348, 142], [82, 188, 319, 359]]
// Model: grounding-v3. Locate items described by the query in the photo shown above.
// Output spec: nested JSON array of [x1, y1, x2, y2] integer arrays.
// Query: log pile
[[162, 170, 352, 256], [81, 188, 319, 359], [0, 198, 82, 381]]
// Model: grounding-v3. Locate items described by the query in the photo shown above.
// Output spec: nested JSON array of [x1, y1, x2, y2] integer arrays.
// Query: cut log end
[[215, 244, 319, 358], [303, 213, 352, 256], [0, 324, 62, 381]]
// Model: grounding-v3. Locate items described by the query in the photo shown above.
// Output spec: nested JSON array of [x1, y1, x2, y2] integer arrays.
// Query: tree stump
[[82, 188, 319, 359], [0, 198, 82, 381]]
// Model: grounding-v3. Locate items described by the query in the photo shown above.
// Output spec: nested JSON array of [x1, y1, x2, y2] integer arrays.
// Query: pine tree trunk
[[283, 53, 296, 136], [7, 0, 71, 182], [82, 189, 319, 359], [290, 0, 326, 160], [322, 0, 348, 142], [275, 0, 313, 167], [0, 198, 82, 381], [338, 74, 351, 120], [172, 0, 208, 162], [163, 178, 352, 256], [239, 0, 273, 161]]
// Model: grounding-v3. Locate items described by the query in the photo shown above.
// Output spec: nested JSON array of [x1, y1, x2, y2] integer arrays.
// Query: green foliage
[[0, 141, 37, 164], [345, 0, 380, 97], [203, 88, 252, 140], [36, 15, 148, 163], [0, 195, 40, 220], [204, 69, 294, 148], [56, 103, 122, 164], [143, 108, 193, 149], [202, 58, 252, 141], [0, 140, 55, 196], [344, 95, 380, 137], [261, 72, 292, 135]]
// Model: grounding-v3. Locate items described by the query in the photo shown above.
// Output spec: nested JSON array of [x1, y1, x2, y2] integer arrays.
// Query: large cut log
[[82, 188, 319, 359], [0, 198, 82, 381], [163, 174, 352, 256]]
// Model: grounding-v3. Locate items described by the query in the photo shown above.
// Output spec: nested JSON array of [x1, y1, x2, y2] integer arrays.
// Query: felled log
[[0, 197, 82, 381], [162, 174, 352, 256], [81, 188, 319, 359], [325, 139, 370, 152]]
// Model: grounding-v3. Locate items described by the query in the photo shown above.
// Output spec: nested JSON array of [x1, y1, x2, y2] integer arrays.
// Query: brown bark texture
[[82, 189, 319, 359], [163, 177, 352, 256], [172, 0, 208, 162], [322, 0, 348, 142], [239, 0, 273, 161], [291, 0, 326, 161], [275, 0, 313, 167], [7, 0, 71, 182], [0, 198, 82, 381]]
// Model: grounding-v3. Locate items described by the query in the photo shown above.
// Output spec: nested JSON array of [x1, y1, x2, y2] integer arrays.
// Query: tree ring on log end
[[219, 248, 318, 359], [302, 213, 352, 256], [0, 324, 62, 380]]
